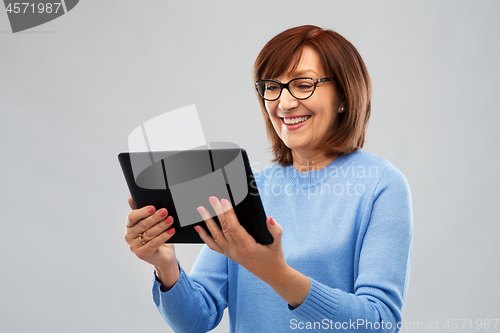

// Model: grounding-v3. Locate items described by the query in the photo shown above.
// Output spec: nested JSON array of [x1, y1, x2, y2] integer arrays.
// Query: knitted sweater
[[152, 148, 413, 332]]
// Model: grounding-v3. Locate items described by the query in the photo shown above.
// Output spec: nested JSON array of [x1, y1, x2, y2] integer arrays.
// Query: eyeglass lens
[[257, 78, 316, 100]]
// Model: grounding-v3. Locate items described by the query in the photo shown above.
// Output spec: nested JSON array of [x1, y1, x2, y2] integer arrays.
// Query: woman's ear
[[337, 96, 346, 113], [338, 102, 346, 113]]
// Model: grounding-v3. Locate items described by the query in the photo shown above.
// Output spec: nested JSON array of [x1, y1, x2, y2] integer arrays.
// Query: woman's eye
[[266, 85, 279, 91]]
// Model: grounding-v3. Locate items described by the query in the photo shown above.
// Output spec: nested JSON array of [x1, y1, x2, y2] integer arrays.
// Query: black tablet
[[118, 146, 273, 244]]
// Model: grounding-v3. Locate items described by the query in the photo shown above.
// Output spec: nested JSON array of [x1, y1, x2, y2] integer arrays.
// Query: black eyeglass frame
[[254, 77, 331, 101]]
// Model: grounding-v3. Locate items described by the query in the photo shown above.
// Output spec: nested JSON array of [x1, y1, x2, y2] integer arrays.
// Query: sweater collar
[[282, 148, 361, 186]]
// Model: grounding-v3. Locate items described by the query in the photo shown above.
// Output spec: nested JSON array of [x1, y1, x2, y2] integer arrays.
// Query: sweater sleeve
[[152, 246, 228, 333], [290, 166, 413, 332]]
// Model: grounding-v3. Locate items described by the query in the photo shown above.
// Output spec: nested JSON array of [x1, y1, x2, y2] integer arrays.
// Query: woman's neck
[[291, 150, 339, 173]]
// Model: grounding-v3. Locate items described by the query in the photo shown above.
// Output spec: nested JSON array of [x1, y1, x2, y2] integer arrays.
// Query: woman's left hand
[[196, 196, 311, 308], [195, 196, 286, 282]]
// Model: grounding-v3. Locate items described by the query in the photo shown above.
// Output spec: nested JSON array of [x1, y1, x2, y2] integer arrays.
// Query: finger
[[194, 225, 224, 254], [126, 204, 156, 228], [266, 216, 282, 250], [209, 196, 236, 245], [128, 195, 136, 210], [219, 198, 253, 248], [140, 215, 175, 244], [127, 207, 167, 238], [134, 227, 176, 256], [196, 206, 228, 249]]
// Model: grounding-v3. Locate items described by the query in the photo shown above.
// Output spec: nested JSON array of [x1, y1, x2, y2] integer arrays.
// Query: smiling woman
[[258, 46, 343, 168], [254, 25, 371, 168], [124, 25, 413, 333]]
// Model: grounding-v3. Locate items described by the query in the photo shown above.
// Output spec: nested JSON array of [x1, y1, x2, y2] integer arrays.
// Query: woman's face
[[265, 46, 344, 156]]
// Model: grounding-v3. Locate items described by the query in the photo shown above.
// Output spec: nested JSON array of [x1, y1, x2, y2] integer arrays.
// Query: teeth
[[283, 116, 311, 125]]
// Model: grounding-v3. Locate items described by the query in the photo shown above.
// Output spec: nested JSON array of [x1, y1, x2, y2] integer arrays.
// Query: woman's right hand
[[124, 195, 180, 289]]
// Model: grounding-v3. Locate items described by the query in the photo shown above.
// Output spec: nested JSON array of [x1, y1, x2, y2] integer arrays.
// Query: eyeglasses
[[254, 77, 330, 101]]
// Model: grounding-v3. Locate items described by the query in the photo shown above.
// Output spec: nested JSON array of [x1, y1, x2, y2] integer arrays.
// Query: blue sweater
[[152, 148, 413, 332]]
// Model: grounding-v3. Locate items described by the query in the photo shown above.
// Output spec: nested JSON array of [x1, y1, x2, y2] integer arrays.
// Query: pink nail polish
[[167, 228, 175, 235], [197, 207, 204, 215], [194, 226, 199, 233], [269, 217, 275, 226], [209, 197, 217, 205], [221, 199, 228, 208], [148, 207, 155, 214], [159, 209, 166, 217], [165, 216, 173, 224]]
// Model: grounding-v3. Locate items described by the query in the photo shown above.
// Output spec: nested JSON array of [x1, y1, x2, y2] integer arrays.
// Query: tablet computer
[[118, 147, 273, 244]]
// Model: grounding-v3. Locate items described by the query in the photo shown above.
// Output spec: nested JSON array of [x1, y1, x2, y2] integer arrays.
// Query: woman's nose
[[278, 88, 300, 112]]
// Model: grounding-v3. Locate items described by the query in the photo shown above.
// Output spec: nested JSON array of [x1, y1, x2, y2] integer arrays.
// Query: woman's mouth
[[281, 115, 311, 130]]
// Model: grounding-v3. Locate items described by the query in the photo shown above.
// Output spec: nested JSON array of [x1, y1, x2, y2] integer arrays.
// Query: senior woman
[[124, 25, 412, 332]]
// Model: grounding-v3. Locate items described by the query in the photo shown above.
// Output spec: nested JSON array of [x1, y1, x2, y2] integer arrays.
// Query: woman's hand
[[124, 195, 179, 289], [195, 196, 286, 280], [195, 196, 312, 308]]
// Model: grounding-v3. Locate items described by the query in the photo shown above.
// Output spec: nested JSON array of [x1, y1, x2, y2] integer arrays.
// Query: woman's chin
[[283, 142, 308, 153]]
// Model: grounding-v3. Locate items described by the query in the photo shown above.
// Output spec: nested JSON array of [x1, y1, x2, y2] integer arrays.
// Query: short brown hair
[[253, 25, 371, 166]]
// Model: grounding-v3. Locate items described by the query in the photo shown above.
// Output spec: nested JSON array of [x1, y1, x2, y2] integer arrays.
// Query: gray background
[[1, 0, 499, 332]]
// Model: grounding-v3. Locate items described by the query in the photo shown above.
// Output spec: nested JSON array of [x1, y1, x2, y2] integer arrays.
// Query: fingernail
[[194, 226, 199, 233], [148, 207, 155, 214], [197, 207, 204, 216], [269, 216, 275, 226], [165, 216, 173, 224], [221, 199, 228, 208], [167, 228, 175, 235], [159, 209, 166, 217], [209, 197, 217, 205]]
